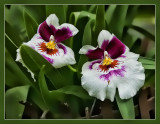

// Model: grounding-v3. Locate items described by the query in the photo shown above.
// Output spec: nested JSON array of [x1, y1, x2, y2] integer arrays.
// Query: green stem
[[67, 65, 77, 72], [40, 109, 49, 119]]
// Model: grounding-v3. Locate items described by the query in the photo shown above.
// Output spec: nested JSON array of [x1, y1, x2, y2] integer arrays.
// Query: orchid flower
[[79, 30, 145, 101], [16, 14, 79, 70]]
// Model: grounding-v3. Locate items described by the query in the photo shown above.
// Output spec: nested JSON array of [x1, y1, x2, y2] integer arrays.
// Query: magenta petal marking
[[100, 66, 126, 81], [106, 36, 126, 59], [55, 27, 73, 42], [42, 54, 54, 64], [50, 25, 57, 34], [57, 43, 67, 54], [38, 21, 55, 42], [86, 48, 104, 60], [101, 40, 109, 50], [89, 60, 102, 70]]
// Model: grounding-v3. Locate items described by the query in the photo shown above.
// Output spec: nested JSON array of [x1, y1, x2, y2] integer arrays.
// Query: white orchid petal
[[79, 45, 96, 54], [81, 50, 145, 101], [16, 34, 45, 81], [16, 49, 36, 81], [81, 61, 117, 101], [46, 14, 59, 28], [98, 30, 114, 50], [116, 59, 145, 99], [26, 35, 76, 68], [57, 23, 79, 36], [49, 43, 76, 68]]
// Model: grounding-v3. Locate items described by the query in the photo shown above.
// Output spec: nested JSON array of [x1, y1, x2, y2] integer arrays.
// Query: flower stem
[[90, 98, 97, 116], [67, 65, 77, 72], [40, 110, 49, 119]]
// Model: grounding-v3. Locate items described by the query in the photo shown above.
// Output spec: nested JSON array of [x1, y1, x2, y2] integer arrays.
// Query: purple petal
[[101, 40, 109, 50], [42, 54, 54, 64], [100, 66, 126, 81], [89, 60, 102, 70], [57, 43, 67, 54], [86, 48, 104, 60], [55, 27, 73, 43], [38, 21, 55, 42], [106, 36, 126, 59], [50, 25, 57, 34]]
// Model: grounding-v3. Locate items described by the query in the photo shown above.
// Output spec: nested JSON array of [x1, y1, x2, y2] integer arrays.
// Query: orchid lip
[[99, 52, 119, 72], [39, 35, 59, 56], [45, 35, 58, 50]]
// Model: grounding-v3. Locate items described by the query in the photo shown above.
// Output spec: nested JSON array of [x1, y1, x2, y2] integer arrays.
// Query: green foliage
[[106, 5, 128, 39], [138, 56, 155, 69], [116, 93, 135, 119], [24, 5, 46, 24], [24, 10, 38, 39], [20, 45, 65, 89], [57, 85, 92, 99], [38, 65, 65, 114], [5, 49, 31, 87], [5, 85, 30, 119], [5, 5, 155, 119], [46, 5, 66, 24], [39, 65, 93, 117], [92, 5, 105, 46]]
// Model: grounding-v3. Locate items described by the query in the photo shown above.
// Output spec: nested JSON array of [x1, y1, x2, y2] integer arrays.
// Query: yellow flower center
[[46, 40, 56, 50], [102, 57, 113, 66]]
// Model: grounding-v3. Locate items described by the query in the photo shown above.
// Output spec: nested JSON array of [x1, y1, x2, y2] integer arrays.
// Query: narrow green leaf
[[125, 6, 139, 26], [77, 19, 94, 78], [28, 87, 48, 111], [138, 56, 155, 65], [130, 25, 155, 41], [71, 11, 95, 61], [5, 35, 36, 85], [130, 39, 141, 54], [57, 85, 92, 99], [5, 22, 23, 47], [69, 12, 81, 25], [24, 5, 46, 24], [105, 5, 117, 25], [142, 64, 155, 70], [122, 31, 138, 48], [23, 10, 38, 39], [46, 5, 66, 24], [69, 11, 95, 27], [93, 5, 105, 46], [5, 5, 28, 42], [5, 85, 30, 119], [5, 35, 17, 59], [66, 5, 88, 22], [116, 94, 135, 119], [88, 5, 97, 13], [20, 44, 65, 89], [66, 95, 80, 118], [106, 5, 128, 39], [143, 70, 155, 87], [5, 49, 31, 87], [138, 57, 155, 70], [39, 65, 65, 114]]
